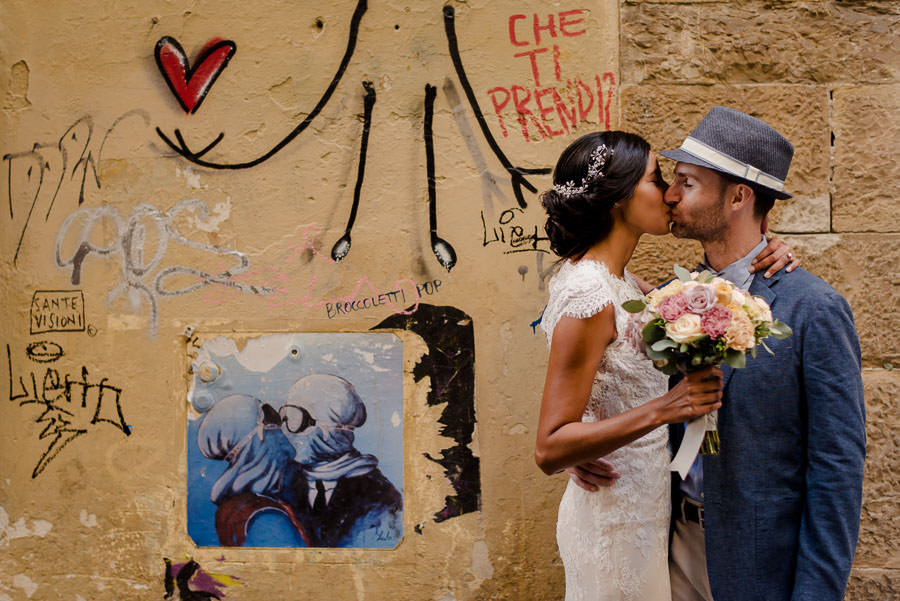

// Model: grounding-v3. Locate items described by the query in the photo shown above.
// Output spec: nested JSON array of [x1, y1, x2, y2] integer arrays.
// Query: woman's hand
[[750, 236, 799, 278], [654, 366, 723, 425]]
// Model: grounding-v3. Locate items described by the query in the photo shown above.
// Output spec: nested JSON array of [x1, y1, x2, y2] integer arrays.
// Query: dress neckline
[[566, 258, 632, 285]]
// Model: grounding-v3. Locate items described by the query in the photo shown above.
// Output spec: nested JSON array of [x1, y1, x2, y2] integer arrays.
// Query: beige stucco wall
[[0, 1, 896, 600]]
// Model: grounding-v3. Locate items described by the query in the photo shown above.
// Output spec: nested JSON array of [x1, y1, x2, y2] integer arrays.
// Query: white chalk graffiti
[[55, 199, 272, 335]]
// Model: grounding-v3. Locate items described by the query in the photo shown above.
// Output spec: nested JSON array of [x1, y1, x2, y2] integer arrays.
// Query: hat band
[[680, 137, 785, 192]]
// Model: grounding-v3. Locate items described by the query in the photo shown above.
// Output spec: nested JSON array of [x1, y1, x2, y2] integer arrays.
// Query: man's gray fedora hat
[[660, 106, 794, 200]]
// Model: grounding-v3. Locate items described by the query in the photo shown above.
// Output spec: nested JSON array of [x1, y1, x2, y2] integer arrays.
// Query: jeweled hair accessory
[[552, 144, 614, 198]]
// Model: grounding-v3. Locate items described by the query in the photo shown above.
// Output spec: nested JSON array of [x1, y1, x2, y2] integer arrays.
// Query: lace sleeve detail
[[541, 261, 615, 345]]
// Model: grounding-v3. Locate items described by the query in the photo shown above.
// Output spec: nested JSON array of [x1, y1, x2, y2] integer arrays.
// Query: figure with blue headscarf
[[196, 394, 310, 546]]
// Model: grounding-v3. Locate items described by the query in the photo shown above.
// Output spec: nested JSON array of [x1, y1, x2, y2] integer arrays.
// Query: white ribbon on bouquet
[[670, 410, 718, 479]]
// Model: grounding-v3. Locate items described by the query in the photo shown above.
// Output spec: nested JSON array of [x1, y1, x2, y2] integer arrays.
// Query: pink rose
[[683, 282, 717, 314], [657, 293, 689, 321], [700, 304, 732, 338]]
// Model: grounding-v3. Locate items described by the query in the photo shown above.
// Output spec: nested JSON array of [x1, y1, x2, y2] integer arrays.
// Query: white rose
[[665, 313, 704, 344]]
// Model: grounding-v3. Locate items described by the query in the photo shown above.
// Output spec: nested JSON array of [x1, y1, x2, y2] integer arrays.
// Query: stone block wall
[[620, 1, 900, 597]]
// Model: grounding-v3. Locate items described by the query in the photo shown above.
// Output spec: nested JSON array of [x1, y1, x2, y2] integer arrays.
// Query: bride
[[534, 131, 793, 600]]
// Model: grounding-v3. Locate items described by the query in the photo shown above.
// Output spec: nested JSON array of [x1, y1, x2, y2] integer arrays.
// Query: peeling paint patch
[[3, 60, 31, 110], [175, 165, 206, 190], [507, 423, 528, 435], [471, 540, 494, 579], [374, 305, 481, 522], [189, 198, 233, 233], [79, 510, 98, 528], [13, 574, 38, 598], [0, 506, 53, 546]]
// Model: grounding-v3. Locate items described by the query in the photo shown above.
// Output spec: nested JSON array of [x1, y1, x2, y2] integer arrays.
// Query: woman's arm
[[534, 307, 722, 475]]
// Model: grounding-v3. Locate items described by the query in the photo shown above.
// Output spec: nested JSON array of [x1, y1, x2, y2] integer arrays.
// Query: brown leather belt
[[678, 497, 705, 528]]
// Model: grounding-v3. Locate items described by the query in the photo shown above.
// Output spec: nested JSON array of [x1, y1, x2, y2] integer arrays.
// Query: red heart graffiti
[[155, 36, 236, 114]]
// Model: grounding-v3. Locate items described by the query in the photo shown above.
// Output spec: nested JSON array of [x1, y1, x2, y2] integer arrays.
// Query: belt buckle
[[680, 497, 705, 529]]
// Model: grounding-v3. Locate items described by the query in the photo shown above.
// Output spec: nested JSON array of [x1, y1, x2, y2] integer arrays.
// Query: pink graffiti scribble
[[201, 225, 421, 316]]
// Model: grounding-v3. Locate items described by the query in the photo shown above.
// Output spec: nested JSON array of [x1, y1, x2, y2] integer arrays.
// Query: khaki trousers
[[669, 510, 715, 601]]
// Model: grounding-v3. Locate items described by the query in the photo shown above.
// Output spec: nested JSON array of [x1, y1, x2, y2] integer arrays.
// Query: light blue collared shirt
[[679, 236, 768, 502]]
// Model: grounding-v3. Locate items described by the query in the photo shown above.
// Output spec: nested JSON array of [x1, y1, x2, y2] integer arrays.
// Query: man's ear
[[729, 183, 754, 212]]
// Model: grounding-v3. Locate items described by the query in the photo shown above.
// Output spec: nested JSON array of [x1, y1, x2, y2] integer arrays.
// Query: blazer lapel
[[719, 272, 778, 392]]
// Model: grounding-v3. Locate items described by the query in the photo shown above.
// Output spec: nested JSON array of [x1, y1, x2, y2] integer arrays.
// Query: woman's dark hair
[[541, 131, 650, 260]]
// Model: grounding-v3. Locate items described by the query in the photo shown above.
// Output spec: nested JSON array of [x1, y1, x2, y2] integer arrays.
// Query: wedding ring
[[787, 252, 793, 260]]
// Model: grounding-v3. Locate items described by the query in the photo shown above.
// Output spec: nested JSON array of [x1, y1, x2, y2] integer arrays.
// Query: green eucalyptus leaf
[[673, 264, 693, 282], [724, 349, 746, 369], [622, 299, 646, 313], [642, 321, 665, 344], [651, 339, 678, 351], [759, 339, 774, 356], [769, 321, 793, 339], [645, 346, 669, 360]]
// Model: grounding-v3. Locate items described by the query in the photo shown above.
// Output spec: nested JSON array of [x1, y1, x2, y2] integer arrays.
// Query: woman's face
[[620, 152, 671, 236]]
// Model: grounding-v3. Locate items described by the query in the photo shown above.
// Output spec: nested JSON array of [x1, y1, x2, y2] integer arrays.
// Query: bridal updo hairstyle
[[542, 131, 651, 260]]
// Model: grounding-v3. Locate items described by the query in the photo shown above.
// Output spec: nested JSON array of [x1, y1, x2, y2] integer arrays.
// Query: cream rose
[[665, 313, 704, 344], [711, 278, 735, 305]]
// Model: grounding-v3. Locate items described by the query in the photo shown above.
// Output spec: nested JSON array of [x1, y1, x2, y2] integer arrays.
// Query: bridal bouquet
[[623, 265, 792, 456]]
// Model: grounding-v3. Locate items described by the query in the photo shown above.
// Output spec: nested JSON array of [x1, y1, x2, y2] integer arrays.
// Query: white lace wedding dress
[[541, 260, 672, 601]]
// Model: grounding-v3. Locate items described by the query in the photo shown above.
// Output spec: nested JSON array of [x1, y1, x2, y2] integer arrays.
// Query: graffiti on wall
[[374, 304, 479, 522], [155, 37, 237, 114], [7, 342, 130, 478], [187, 332, 403, 548], [2, 111, 149, 265], [164, 558, 240, 600], [54, 199, 272, 336], [30, 290, 87, 334], [489, 10, 616, 140], [152, 3, 570, 269]]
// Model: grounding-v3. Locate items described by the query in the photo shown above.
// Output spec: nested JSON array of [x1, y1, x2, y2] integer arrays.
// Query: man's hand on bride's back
[[565, 458, 621, 492]]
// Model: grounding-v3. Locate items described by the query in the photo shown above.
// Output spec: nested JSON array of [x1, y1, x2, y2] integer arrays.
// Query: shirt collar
[[702, 236, 767, 289]]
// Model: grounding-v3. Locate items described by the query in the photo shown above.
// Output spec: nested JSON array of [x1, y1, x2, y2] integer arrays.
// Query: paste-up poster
[[186, 332, 403, 548]]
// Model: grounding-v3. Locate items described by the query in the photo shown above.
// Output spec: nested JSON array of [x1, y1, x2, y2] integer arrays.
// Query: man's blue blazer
[[670, 267, 866, 601]]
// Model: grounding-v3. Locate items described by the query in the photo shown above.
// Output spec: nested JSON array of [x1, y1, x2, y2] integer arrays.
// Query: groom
[[572, 107, 866, 601]]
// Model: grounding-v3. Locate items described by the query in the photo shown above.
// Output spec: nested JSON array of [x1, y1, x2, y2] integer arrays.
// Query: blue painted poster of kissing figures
[[187, 332, 403, 548]]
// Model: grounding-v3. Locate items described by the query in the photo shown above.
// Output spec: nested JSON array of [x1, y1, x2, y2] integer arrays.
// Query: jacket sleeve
[[792, 292, 866, 601]]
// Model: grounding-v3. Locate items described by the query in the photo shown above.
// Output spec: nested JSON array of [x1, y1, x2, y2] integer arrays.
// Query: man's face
[[664, 163, 730, 242]]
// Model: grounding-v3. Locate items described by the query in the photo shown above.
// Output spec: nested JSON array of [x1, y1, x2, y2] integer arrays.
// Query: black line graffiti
[[54, 199, 272, 336], [2, 110, 150, 265], [443, 5, 551, 209], [7, 343, 130, 478], [152, 4, 551, 270], [424, 84, 458, 271], [30, 290, 86, 334], [155, 0, 367, 168], [330, 81, 376, 262]]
